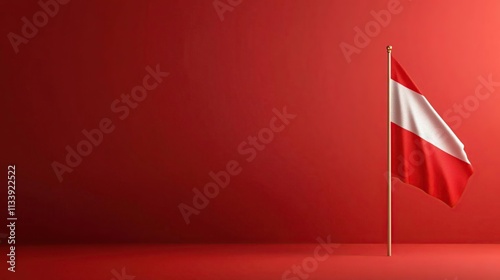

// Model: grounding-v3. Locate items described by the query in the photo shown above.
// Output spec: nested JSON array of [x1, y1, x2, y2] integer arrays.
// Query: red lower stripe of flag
[[391, 123, 474, 207]]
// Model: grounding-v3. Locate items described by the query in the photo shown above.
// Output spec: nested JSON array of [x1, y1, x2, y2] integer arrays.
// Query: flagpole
[[387, 45, 392, 257]]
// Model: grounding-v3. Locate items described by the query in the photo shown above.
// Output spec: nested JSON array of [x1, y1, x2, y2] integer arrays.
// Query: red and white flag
[[390, 57, 473, 207]]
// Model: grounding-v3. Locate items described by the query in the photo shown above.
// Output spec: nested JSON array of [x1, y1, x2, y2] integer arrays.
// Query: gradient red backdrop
[[1, 0, 500, 244]]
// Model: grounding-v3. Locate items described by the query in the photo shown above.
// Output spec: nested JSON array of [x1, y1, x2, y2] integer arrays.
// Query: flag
[[390, 57, 473, 207]]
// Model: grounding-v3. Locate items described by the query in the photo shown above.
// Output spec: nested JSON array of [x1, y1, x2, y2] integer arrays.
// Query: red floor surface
[[2, 244, 500, 279]]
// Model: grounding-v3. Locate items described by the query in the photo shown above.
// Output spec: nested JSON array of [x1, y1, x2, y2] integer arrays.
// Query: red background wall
[[1, 0, 500, 244]]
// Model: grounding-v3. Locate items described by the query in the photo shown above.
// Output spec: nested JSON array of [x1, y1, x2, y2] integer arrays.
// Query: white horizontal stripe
[[390, 80, 471, 164]]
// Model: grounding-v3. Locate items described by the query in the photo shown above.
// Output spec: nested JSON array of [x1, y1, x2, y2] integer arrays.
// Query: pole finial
[[386, 45, 392, 53]]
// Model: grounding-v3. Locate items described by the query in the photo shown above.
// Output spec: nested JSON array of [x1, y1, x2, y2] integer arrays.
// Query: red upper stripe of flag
[[391, 57, 422, 95]]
